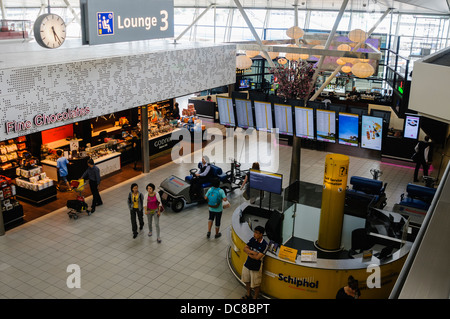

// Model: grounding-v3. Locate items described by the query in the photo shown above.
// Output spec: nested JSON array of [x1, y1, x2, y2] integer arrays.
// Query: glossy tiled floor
[[0, 131, 421, 299]]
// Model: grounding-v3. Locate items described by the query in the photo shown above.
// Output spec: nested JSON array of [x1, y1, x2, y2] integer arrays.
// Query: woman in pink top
[[143, 183, 163, 243]]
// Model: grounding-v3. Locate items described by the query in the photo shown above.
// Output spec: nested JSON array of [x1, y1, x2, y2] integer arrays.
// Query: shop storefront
[[0, 97, 214, 230]]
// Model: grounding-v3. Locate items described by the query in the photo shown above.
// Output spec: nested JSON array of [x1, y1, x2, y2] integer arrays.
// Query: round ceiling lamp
[[299, 53, 310, 60], [341, 65, 352, 73], [286, 26, 305, 39], [341, 57, 358, 64], [264, 51, 279, 60], [351, 62, 375, 78], [336, 58, 346, 65], [246, 50, 259, 58], [337, 44, 352, 51], [348, 29, 367, 43], [285, 44, 301, 61], [236, 55, 253, 70], [312, 45, 325, 58], [277, 58, 288, 65], [358, 58, 370, 63]]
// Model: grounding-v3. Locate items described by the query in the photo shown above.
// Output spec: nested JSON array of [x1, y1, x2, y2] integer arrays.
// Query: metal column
[[141, 105, 150, 173]]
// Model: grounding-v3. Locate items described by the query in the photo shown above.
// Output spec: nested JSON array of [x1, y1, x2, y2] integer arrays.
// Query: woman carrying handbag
[[143, 183, 164, 243]]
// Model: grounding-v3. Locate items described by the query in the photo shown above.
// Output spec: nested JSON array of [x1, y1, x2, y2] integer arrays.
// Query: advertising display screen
[[294, 106, 314, 139], [403, 114, 420, 139], [338, 112, 359, 147], [254, 101, 273, 132], [235, 99, 254, 128], [217, 97, 235, 126], [249, 169, 283, 195], [361, 115, 383, 150], [316, 110, 336, 143], [274, 104, 293, 136]]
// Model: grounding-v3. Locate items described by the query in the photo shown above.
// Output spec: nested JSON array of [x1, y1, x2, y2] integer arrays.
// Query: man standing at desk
[[241, 226, 268, 299], [81, 159, 102, 213]]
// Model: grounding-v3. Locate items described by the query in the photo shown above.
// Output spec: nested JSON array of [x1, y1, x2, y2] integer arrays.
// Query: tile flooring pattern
[[0, 134, 421, 299]]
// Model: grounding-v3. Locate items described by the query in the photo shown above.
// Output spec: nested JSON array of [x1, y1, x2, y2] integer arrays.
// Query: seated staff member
[[189, 156, 213, 200], [241, 226, 268, 300]]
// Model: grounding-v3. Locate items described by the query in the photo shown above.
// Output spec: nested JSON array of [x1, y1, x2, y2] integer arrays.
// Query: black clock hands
[[51, 26, 62, 45]]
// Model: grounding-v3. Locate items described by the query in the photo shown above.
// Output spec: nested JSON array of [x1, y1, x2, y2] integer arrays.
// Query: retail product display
[[0, 136, 30, 173], [180, 116, 205, 133], [0, 175, 23, 225], [15, 166, 54, 191], [182, 103, 197, 117]]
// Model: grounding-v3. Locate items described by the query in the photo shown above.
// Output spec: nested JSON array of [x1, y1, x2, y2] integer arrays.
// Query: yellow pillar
[[316, 154, 349, 251]]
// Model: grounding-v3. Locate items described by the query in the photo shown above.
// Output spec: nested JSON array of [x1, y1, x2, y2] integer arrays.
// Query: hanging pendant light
[[285, 44, 301, 61], [246, 50, 259, 58], [351, 62, 375, 78], [348, 29, 367, 43], [286, 26, 305, 39], [236, 55, 253, 70], [341, 65, 352, 73], [277, 58, 288, 65]]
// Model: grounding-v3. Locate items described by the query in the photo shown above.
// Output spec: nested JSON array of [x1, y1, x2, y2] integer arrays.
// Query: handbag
[[223, 199, 231, 209]]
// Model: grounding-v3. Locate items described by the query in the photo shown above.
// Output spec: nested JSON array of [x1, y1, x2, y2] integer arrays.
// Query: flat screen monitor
[[338, 112, 359, 147], [274, 103, 294, 136], [403, 114, 420, 140], [235, 99, 254, 128], [217, 97, 235, 126], [254, 101, 273, 132], [294, 106, 314, 140], [361, 115, 383, 151], [240, 79, 250, 89], [316, 110, 336, 143], [249, 169, 283, 195]]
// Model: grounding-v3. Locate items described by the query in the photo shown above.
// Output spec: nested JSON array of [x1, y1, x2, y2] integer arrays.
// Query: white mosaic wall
[[0, 44, 236, 141]]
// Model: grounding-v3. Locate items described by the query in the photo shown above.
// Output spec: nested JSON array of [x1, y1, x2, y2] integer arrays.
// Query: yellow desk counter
[[228, 202, 412, 299]]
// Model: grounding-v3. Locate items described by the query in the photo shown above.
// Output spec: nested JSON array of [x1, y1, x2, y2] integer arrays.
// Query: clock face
[[34, 13, 66, 49]]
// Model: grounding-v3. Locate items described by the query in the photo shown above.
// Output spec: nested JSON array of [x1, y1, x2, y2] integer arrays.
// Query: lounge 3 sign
[[80, 0, 174, 45]]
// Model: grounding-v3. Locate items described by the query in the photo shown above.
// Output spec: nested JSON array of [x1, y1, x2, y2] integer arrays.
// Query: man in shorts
[[241, 225, 267, 299]]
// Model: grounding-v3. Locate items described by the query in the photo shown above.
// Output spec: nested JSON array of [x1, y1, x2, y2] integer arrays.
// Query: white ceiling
[[1, 0, 449, 15]]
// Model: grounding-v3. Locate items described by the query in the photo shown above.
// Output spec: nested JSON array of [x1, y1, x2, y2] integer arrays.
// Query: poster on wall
[[361, 115, 383, 150], [316, 110, 336, 143], [274, 104, 293, 136], [295, 106, 314, 140], [235, 99, 254, 128], [338, 112, 359, 147], [217, 97, 235, 126], [254, 101, 273, 132], [403, 114, 420, 139]]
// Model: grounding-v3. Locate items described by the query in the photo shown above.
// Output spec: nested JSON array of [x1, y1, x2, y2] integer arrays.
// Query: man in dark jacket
[[82, 159, 102, 213], [413, 136, 432, 182]]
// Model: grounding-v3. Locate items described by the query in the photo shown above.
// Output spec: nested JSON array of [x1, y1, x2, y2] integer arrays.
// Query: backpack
[[207, 187, 222, 208]]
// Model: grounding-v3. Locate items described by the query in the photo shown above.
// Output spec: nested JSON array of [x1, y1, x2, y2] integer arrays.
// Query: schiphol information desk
[[227, 173, 413, 299]]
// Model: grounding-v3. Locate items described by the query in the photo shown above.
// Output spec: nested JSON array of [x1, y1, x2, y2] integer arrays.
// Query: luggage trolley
[[67, 179, 91, 219]]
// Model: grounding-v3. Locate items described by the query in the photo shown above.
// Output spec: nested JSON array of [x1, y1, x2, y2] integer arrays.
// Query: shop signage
[[149, 132, 177, 154], [80, 0, 174, 46], [5, 107, 91, 134]]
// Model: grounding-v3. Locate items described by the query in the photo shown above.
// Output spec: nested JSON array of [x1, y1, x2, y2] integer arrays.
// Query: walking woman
[[127, 183, 144, 239], [143, 183, 163, 243]]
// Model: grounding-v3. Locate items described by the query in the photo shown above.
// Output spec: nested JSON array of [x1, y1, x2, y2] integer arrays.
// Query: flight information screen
[[294, 106, 314, 139], [217, 97, 235, 126], [235, 99, 254, 128], [274, 104, 293, 136], [338, 112, 359, 147], [316, 110, 336, 143], [254, 101, 273, 132], [249, 169, 283, 195]]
